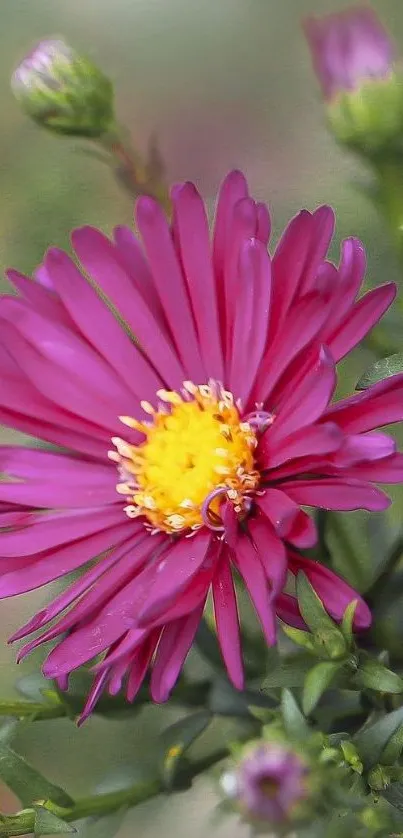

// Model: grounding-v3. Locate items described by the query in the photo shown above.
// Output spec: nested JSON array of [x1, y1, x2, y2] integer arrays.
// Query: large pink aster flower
[[1, 171, 402, 721]]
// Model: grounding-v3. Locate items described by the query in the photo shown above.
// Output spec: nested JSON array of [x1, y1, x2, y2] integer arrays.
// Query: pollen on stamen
[[110, 381, 261, 535]]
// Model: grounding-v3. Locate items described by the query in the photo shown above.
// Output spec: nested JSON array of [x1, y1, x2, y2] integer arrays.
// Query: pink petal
[[333, 432, 396, 466], [229, 238, 271, 404], [150, 605, 204, 703], [248, 515, 287, 597], [41, 536, 167, 676], [126, 631, 160, 702], [136, 530, 213, 625], [0, 447, 118, 508], [320, 237, 366, 335], [253, 291, 329, 405], [45, 248, 162, 402], [212, 170, 249, 325], [113, 225, 165, 321], [72, 226, 185, 389], [275, 593, 306, 630], [327, 283, 396, 361], [233, 536, 277, 645], [170, 183, 224, 380], [212, 554, 244, 690], [10, 528, 146, 641], [0, 309, 135, 435], [284, 478, 390, 511], [269, 210, 316, 337], [0, 521, 131, 597], [136, 195, 207, 380], [260, 421, 342, 470], [298, 206, 335, 295], [268, 347, 336, 443], [7, 270, 72, 329], [324, 374, 403, 433], [289, 553, 372, 630], [0, 504, 125, 558], [344, 452, 403, 483], [257, 489, 317, 548]]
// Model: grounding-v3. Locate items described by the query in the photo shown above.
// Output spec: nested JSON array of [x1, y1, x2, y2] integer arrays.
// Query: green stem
[[99, 124, 171, 216], [0, 749, 227, 837], [0, 681, 211, 723], [372, 157, 403, 315]]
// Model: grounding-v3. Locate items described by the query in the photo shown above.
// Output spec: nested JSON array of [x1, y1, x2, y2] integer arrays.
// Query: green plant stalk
[[0, 681, 211, 722], [372, 156, 403, 315], [0, 750, 228, 837], [99, 124, 171, 215]]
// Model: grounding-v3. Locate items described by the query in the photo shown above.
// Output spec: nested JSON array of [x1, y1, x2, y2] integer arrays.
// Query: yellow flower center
[[109, 381, 260, 534]]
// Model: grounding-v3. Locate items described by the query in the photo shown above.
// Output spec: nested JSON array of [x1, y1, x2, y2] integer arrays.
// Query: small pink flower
[[304, 6, 394, 100], [222, 742, 309, 823], [0, 171, 402, 721]]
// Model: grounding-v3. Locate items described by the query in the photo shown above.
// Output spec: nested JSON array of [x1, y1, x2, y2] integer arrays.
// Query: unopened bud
[[305, 7, 403, 158], [12, 38, 114, 138]]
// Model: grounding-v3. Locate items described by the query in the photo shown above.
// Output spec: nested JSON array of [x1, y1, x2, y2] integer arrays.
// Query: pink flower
[[0, 171, 402, 721], [221, 742, 309, 823], [304, 6, 394, 100]]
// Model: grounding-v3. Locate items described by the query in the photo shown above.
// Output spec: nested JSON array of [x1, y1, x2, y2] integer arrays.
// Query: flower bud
[[220, 742, 309, 825], [11, 38, 114, 138], [304, 7, 403, 158]]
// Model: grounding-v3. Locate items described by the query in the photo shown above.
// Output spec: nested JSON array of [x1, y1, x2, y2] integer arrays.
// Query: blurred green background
[[1, 1, 403, 835]]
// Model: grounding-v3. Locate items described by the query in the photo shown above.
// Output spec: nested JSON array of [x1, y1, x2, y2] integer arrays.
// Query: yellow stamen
[[112, 382, 260, 534]]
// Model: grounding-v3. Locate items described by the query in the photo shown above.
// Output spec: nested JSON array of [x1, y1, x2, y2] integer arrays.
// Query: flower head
[[304, 6, 394, 101], [12, 38, 114, 137], [221, 742, 309, 824], [304, 7, 403, 156], [1, 171, 402, 721]]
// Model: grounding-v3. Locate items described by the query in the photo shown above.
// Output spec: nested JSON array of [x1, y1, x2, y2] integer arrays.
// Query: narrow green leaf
[[34, 805, 76, 836], [281, 689, 310, 741], [382, 782, 403, 812], [340, 600, 358, 643], [356, 354, 403, 390], [381, 723, 403, 765], [302, 661, 343, 716], [159, 710, 212, 789], [280, 624, 315, 652], [354, 658, 403, 694], [296, 573, 339, 634], [354, 707, 403, 767], [0, 744, 73, 808], [262, 654, 314, 690]]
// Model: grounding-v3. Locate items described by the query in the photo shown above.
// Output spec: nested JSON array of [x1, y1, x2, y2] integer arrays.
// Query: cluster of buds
[[305, 6, 403, 159]]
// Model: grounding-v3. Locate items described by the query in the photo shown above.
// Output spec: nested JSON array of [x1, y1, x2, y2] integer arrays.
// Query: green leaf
[[262, 654, 314, 690], [281, 689, 310, 741], [296, 573, 337, 634], [296, 574, 347, 660], [340, 600, 358, 643], [381, 723, 403, 765], [0, 744, 73, 808], [354, 707, 403, 767], [159, 710, 212, 789], [302, 661, 343, 715], [354, 658, 403, 694], [280, 624, 315, 652], [382, 782, 403, 812], [34, 805, 76, 836], [356, 354, 403, 390]]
